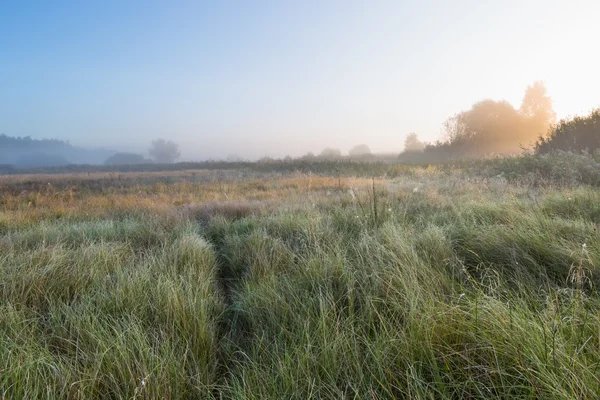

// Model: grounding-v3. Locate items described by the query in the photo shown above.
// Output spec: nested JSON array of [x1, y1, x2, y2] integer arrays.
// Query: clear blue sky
[[1, 0, 599, 159]]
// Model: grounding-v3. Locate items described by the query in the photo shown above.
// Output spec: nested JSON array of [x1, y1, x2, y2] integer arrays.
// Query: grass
[[1, 155, 599, 398]]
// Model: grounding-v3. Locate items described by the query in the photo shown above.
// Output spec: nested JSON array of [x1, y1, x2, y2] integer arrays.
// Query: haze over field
[[1, 1, 600, 160], [4, 3, 600, 397]]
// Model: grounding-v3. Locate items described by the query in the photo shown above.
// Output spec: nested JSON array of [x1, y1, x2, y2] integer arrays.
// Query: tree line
[[0, 134, 112, 167], [399, 82, 600, 163], [0, 135, 181, 167], [104, 139, 181, 165], [3, 81, 598, 168]]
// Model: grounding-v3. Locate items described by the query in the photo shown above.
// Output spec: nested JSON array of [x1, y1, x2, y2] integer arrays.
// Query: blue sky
[[1, 0, 599, 159]]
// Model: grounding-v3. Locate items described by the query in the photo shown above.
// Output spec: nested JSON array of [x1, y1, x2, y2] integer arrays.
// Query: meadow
[[1, 156, 599, 399]]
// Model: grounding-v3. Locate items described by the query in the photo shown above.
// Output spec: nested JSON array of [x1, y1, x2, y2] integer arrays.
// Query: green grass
[[0, 221, 223, 398], [1, 157, 599, 398]]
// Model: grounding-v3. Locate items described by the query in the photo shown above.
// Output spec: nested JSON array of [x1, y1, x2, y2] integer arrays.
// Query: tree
[[520, 81, 556, 137], [348, 144, 371, 156], [319, 147, 342, 159], [443, 113, 470, 143], [405, 82, 556, 162], [149, 139, 180, 163], [300, 152, 316, 161], [104, 152, 149, 165], [403, 133, 425, 152], [442, 99, 530, 156]]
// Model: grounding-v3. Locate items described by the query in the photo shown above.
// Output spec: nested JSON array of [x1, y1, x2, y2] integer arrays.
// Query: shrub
[[479, 151, 600, 187], [104, 152, 151, 165], [536, 108, 600, 154]]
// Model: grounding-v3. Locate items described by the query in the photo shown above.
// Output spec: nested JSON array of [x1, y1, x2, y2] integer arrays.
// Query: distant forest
[[0, 134, 113, 168], [2, 82, 599, 172]]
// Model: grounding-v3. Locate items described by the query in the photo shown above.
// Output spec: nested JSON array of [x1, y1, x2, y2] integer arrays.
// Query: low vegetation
[[1, 154, 599, 398], [536, 108, 600, 154]]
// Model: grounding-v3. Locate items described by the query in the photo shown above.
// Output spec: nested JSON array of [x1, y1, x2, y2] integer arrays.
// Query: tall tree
[[520, 81, 556, 137], [443, 99, 526, 155], [404, 133, 425, 152]]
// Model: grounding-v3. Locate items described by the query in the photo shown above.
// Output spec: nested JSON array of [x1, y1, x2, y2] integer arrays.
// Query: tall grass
[[1, 157, 599, 398], [0, 220, 223, 398]]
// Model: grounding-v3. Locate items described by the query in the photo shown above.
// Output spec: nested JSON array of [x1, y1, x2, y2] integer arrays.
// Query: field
[[1, 159, 600, 399]]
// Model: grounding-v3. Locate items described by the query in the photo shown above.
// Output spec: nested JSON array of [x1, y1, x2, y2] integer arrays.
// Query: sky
[[1, 0, 600, 160]]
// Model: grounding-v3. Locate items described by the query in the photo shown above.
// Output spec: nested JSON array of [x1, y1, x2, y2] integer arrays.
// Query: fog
[[1, 1, 599, 163]]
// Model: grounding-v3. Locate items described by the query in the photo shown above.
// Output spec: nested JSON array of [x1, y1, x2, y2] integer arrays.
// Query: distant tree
[[0, 134, 69, 149], [442, 99, 531, 156], [104, 152, 149, 165], [319, 147, 342, 159], [520, 81, 556, 137], [299, 152, 317, 162], [0, 133, 112, 165], [443, 113, 470, 144], [403, 133, 425, 152], [400, 82, 556, 163], [149, 139, 180, 163], [348, 144, 371, 156]]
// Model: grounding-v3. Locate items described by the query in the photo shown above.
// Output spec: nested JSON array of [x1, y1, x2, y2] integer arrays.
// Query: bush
[[479, 151, 600, 186], [104, 152, 151, 165], [536, 108, 600, 154]]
